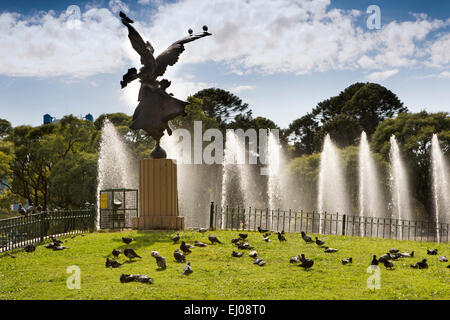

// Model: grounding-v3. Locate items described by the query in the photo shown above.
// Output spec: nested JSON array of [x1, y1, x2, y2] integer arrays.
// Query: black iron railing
[[0, 209, 96, 252], [209, 202, 450, 243]]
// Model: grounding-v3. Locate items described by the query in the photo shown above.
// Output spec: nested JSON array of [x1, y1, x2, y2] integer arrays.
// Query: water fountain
[[317, 134, 349, 233], [96, 119, 138, 229], [389, 135, 411, 238], [431, 134, 450, 242], [358, 132, 385, 235]]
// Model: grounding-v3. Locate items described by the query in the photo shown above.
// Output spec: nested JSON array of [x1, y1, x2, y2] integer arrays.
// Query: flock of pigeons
[[105, 227, 449, 285]]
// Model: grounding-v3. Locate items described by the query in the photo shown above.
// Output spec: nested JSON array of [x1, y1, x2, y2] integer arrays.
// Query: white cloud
[[0, 8, 128, 77], [366, 69, 399, 81], [0, 0, 449, 80], [108, 0, 129, 13], [228, 85, 254, 93]]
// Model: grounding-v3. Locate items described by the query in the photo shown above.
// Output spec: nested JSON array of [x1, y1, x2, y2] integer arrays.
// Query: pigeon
[[231, 238, 241, 244], [383, 260, 395, 269], [253, 257, 263, 264], [277, 232, 286, 242], [183, 262, 193, 275], [53, 245, 70, 251], [439, 256, 448, 262], [232, 251, 243, 257], [135, 275, 153, 284], [378, 253, 392, 263], [119, 11, 134, 24], [257, 227, 269, 233], [324, 246, 338, 253], [122, 237, 135, 245], [151, 251, 166, 270], [290, 256, 300, 263], [198, 228, 208, 233], [398, 251, 414, 258], [298, 258, 314, 270], [239, 233, 248, 240], [45, 242, 58, 249], [236, 242, 254, 250], [24, 244, 35, 252], [315, 237, 325, 246], [203, 25, 208, 32], [341, 258, 353, 265], [6, 252, 16, 258], [389, 253, 401, 260], [174, 249, 186, 262], [194, 240, 207, 247], [263, 232, 271, 238], [427, 249, 438, 255], [447, 265, 450, 269], [258, 260, 266, 266], [112, 249, 122, 259], [389, 248, 399, 254], [371, 255, 379, 266], [105, 258, 122, 268], [180, 241, 193, 254], [411, 259, 428, 269], [50, 236, 63, 245], [171, 233, 180, 243], [301, 231, 314, 243], [249, 250, 258, 258], [124, 248, 141, 261], [120, 274, 135, 283], [188, 28, 193, 36], [262, 237, 271, 242], [208, 235, 222, 244]]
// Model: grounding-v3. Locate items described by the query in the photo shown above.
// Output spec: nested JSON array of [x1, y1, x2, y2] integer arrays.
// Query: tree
[[287, 82, 407, 154], [193, 88, 252, 129], [371, 111, 450, 218]]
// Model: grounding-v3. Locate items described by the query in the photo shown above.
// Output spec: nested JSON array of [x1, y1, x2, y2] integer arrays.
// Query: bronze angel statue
[[119, 12, 211, 158]]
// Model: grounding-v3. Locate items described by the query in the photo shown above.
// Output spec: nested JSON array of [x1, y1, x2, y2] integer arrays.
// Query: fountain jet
[[96, 119, 137, 229], [317, 134, 349, 233], [389, 135, 411, 238], [358, 132, 385, 235], [431, 134, 449, 242]]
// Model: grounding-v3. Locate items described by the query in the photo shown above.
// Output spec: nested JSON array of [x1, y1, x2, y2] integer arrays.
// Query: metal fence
[[0, 209, 95, 252], [99, 189, 138, 229], [209, 202, 450, 243]]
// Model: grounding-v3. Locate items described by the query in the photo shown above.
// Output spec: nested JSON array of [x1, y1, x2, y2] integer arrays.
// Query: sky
[[0, 0, 449, 129]]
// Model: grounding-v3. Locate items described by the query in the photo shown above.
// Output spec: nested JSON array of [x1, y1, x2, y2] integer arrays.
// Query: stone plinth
[[132, 158, 184, 230]]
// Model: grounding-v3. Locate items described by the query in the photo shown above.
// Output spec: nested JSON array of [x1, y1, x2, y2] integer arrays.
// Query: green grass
[[0, 230, 449, 300]]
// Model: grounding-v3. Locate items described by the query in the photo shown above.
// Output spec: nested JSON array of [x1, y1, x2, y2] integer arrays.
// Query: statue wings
[[120, 11, 211, 80], [154, 33, 211, 78]]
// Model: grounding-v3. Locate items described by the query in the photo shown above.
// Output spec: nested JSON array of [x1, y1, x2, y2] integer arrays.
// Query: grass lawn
[[0, 230, 449, 300]]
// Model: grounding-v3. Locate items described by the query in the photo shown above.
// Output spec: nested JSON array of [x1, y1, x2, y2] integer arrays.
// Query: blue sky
[[0, 0, 449, 129]]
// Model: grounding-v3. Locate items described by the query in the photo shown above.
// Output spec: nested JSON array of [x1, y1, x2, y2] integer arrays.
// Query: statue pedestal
[[132, 158, 184, 230]]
